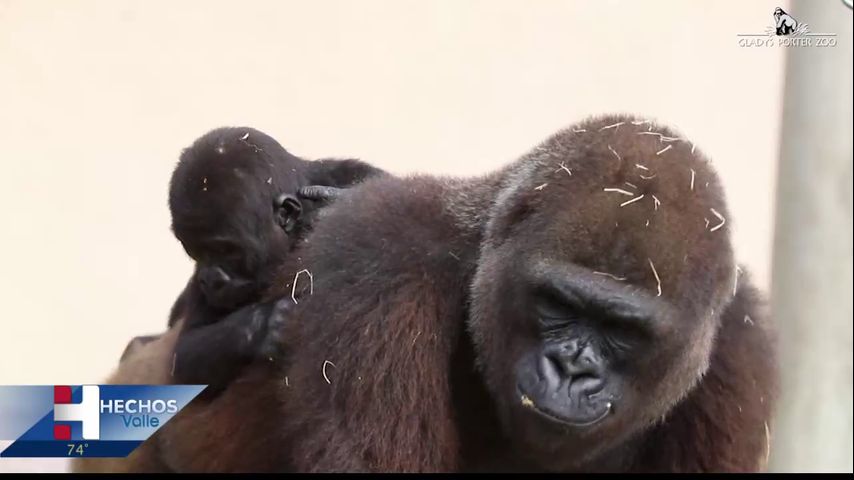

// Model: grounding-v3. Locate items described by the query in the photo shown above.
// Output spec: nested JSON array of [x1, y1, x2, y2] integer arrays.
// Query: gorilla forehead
[[481, 114, 736, 316], [170, 170, 271, 238], [169, 126, 308, 211]]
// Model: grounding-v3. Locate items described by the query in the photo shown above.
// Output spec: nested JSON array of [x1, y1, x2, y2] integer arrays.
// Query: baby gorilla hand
[[172, 300, 293, 393], [249, 298, 294, 361], [298, 185, 344, 203]]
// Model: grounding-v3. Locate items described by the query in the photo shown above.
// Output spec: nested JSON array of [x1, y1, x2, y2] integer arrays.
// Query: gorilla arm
[[171, 296, 291, 394]]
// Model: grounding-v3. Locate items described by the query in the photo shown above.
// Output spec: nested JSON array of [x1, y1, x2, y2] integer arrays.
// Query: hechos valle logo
[[738, 6, 838, 48], [1, 384, 204, 458], [53, 385, 100, 440]]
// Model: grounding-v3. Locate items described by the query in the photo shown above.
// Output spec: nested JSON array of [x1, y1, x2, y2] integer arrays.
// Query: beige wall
[[0, 1, 785, 469]]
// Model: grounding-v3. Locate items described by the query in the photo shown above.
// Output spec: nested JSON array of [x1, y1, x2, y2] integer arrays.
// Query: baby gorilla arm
[[171, 298, 292, 392]]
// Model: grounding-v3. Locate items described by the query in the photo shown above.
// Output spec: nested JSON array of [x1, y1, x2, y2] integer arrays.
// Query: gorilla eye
[[204, 240, 242, 260], [534, 289, 578, 329], [597, 320, 651, 359], [602, 334, 636, 356], [539, 316, 575, 333]]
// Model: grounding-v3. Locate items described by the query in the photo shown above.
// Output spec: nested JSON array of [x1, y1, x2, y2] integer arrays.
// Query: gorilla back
[[279, 114, 778, 472]]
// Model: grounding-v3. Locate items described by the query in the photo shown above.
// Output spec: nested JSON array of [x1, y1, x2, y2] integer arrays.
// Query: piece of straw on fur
[[555, 162, 572, 176], [291, 269, 314, 304], [620, 194, 645, 207], [648, 258, 662, 297], [322, 360, 336, 384], [593, 271, 627, 281], [604, 187, 634, 196], [709, 208, 726, 232]]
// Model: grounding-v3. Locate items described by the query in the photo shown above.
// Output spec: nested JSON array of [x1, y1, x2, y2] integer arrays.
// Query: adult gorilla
[[280, 114, 777, 472]]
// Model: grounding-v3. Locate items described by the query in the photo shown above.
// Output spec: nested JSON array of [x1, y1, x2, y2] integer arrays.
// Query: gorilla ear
[[274, 193, 302, 233]]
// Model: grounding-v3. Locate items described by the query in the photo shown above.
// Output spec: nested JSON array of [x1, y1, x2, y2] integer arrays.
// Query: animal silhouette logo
[[772, 7, 799, 36]]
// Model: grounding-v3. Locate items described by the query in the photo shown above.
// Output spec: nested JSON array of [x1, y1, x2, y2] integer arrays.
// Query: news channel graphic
[[0, 385, 205, 458]]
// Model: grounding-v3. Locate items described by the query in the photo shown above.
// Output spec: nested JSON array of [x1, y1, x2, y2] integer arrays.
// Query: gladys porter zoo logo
[[738, 6, 839, 48]]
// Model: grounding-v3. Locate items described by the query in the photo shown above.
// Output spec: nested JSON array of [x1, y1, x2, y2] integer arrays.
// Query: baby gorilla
[[161, 126, 381, 392]]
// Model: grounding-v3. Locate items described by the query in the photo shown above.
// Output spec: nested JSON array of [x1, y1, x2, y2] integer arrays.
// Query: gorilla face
[[169, 139, 313, 310], [168, 126, 312, 311], [174, 192, 301, 310], [476, 252, 704, 470], [468, 118, 735, 470], [513, 262, 667, 428]]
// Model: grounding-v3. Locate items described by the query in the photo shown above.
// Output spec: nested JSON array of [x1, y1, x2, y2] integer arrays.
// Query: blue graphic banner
[[0, 385, 205, 458]]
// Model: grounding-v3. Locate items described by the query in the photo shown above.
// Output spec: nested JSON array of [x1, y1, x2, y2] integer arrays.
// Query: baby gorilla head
[[169, 127, 314, 309]]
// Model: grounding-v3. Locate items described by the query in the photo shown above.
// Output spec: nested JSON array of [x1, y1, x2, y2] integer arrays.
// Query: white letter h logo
[[54, 385, 100, 440]]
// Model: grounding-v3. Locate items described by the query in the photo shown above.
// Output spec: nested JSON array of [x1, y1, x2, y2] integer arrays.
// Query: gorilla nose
[[543, 343, 605, 395], [199, 266, 232, 296]]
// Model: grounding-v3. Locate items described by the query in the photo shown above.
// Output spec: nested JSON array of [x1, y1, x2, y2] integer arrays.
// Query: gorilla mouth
[[529, 401, 611, 428], [515, 385, 612, 428]]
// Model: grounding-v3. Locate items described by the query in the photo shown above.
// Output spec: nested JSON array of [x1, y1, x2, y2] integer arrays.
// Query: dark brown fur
[[634, 274, 777, 472], [77, 114, 777, 472], [277, 114, 778, 472]]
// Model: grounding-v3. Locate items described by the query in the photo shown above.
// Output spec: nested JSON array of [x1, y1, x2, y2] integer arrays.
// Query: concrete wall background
[[769, 0, 853, 473], [1, 0, 791, 471]]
